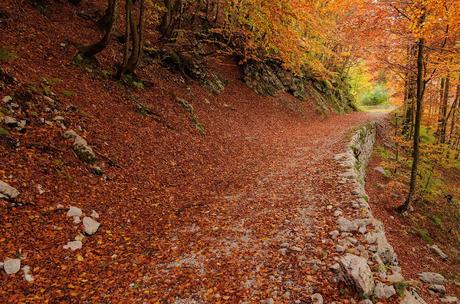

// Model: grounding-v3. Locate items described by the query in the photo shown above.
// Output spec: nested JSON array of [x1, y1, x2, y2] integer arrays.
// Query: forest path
[[0, 106, 386, 303], [144, 111, 386, 302]]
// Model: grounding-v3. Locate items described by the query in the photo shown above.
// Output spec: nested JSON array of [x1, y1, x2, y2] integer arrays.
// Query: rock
[[90, 210, 99, 219], [90, 166, 103, 176], [73, 135, 96, 163], [372, 232, 398, 265], [53, 115, 65, 123], [83, 216, 100, 235], [2, 95, 12, 103], [66, 206, 82, 218], [22, 265, 33, 282], [2, 116, 18, 127], [336, 245, 346, 253], [73, 216, 81, 224], [374, 167, 386, 175], [430, 245, 448, 260], [387, 272, 404, 283], [360, 300, 373, 304], [311, 293, 323, 304], [374, 282, 396, 299], [260, 298, 274, 304], [339, 254, 375, 295], [337, 217, 358, 232], [428, 284, 446, 297], [418, 272, 445, 285], [330, 262, 341, 273], [75, 234, 85, 242], [440, 296, 459, 303], [0, 180, 20, 200], [62, 130, 78, 140], [401, 288, 427, 304], [63, 240, 83, 251], [3, 258, 21, 274], [334, 209, 343, 217], [329, 230, 340, 239], [289, 246, 303, 252]]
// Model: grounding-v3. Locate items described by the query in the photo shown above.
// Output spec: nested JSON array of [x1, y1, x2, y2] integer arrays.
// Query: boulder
[[401, 288, 427, 304], [430, 245, 448, 260], [374, 282, 396, 299], [339, 254, 375, 295], [337, 217, 358, 232], [0, 180, 20, 200], [428, 284, 446, 297], [418, 272, 445, 285], [73, 136, 96, 164]]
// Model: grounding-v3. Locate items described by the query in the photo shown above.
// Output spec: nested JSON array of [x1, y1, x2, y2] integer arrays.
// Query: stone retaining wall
[[333, 123, 425, 304]]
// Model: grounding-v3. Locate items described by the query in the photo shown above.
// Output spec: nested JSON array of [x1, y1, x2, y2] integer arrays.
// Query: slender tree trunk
[[117, 0, 132, 79], [440, 76, 450, 143], [126, 0, 145, 74], [398, 38, 425, 213], [80, 0, 118, 57], [449, 76, 460, 142]]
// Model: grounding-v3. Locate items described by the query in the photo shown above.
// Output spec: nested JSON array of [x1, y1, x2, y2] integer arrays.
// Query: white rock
[[374, 167, 386, 175], [37, 184, 45, 195], [90, 210, 99, 219], [0, 180, 20, 200], [374, 282, 396, 299], [428, 284, 446, 297], [360, 300, 373, 304], [337, 217, 358, 232], [387, 272, 404, 283], [73, 216, 81, 224], [430, 245, 448, 260], [339, 254, 375, 295], [418, 272, 445, 285], [311, 293, 323, 304], [2, 96, 12, 103], [401, 288, 427, 304], [67, 206, 82, 218], [74, 234, 85, 242], [83, 216, 100, 235], [440, 296, 459, 303], [63, 240, 82, 251], [22, 265, 33, 282], [3, 258, 21, 274]]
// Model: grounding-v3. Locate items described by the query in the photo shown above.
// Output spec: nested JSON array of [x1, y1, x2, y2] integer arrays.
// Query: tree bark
[[398, 37, 425, 213], [117, 0, 132, 79], [80, 0, 118, 57]]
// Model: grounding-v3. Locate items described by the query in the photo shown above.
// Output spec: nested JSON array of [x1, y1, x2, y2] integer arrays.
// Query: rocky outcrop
[[242, 60, 356, 114], [146, 49, 225, 95]]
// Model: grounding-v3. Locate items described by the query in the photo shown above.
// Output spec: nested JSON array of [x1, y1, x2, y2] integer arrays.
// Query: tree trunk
[[440, 76, 450, 143], [117, 0, 132, 79], [449, 76, 460, 143], [126, 0, 145, 74], [398, 38, 425, 213], [80, 0, 118, 57]]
